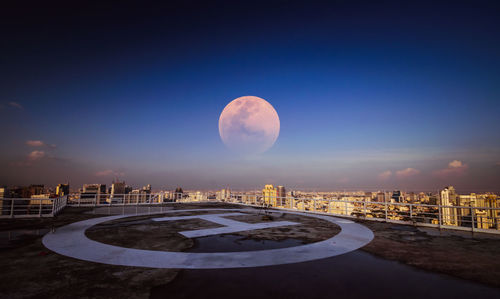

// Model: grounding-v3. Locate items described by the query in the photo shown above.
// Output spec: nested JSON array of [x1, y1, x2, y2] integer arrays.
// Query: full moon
[[219, 96, 280, 154]]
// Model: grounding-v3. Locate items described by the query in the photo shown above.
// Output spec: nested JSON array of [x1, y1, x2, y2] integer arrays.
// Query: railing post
[[471, 206, 475, 233], [39, 198, 43, 217], [438, 204, 442, 229], [328, 199, 331, 214], [410, 204, 413, 221], [344, 200, 348, 216], [10, 199, 14, 218], [363, 200, 367, 218], [384, 201, 388, 222], [51, 198, 56, 217]]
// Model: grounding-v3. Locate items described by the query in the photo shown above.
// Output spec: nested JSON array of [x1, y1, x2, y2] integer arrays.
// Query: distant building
[[440, 186, 459, 225], [277, 186, 286, 206], [28, 185, 44, 197], [262, 184, 277, 206], [82, 184, 107, 204], [0, 187, 10, 216], [174, 187, 183, 201], [56, 184, 69, 197], [142, 184, 152, 194], [376, 192, 385, 203], [126, 189, 149, 204], [391, 190, 403, 203], [0, 187, 9, 198], [110, 181, 126, 203], [125, 185, 133, 194], [217, 188, 231, 201], [30, 194, 52, 207]]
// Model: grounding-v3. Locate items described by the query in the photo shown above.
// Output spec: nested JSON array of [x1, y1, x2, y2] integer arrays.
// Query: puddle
[[153, 250, 500, 298], [189, 234, 304, 253]]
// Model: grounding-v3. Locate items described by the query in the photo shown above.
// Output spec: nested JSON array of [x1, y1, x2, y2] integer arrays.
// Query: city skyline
[[1, 1, 500, 191]]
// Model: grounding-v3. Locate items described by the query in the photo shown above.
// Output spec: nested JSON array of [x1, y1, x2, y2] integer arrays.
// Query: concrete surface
[[152, 212, 299, 238], [42, 208, 374, 269]]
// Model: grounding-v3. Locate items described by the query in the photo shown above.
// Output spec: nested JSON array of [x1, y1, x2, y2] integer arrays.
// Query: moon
[[219, 96, 280, 154]]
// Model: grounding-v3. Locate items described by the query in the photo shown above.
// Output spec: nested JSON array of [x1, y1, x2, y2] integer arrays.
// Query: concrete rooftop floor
[[1, 203, 499, 298]]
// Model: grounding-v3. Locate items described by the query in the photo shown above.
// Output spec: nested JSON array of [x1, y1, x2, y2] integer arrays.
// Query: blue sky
[[1, 1, 499, 191]]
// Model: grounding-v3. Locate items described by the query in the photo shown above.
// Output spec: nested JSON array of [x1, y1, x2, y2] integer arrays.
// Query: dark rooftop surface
[[1, 203, 499, 298]]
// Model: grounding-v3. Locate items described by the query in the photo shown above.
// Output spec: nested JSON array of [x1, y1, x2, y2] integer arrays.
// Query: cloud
[[378, 170, 392, 180], [434, 160, 468, 177], [28, 150, 45, 161], [26, 140, 56, 149], [8, 102, 23, 109], [396, 168, 420, 178], [95, 169, 125, 177], [26, 140, 45, 147], [448, 160, 463, 168]]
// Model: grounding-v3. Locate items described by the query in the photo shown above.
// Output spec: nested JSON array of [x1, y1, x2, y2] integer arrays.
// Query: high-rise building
[[142, 184, 152, 194], [125, 185, 133, 194], [376, 192, 385, 202], [174, 187, 183, 201], [0, 187, 10, 216], [0, 187, 9, 198], [56, 184, 69, 197], [217, 188, 231, 201], [126, 189, 149, 204], [110, 181, 126, 203], [440, 186, 459, 225], [391, 190, 403, 203], [82, 184, 107, 204], [276, 186, 286, 206], [262, 184, 277, 206]]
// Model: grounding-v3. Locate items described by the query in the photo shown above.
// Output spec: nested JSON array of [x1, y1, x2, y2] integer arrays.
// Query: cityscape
[[1, 182, 499, 231], [1, 1, 500, 298]]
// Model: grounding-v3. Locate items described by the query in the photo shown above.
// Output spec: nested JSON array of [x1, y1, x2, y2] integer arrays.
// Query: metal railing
[[5, 191, 498, 234], [0, 196, 67, 218], [63, 192, 500, 234]]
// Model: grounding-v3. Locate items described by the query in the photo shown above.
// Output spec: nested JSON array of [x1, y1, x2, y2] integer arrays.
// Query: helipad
[[42, 209, 374, 269]]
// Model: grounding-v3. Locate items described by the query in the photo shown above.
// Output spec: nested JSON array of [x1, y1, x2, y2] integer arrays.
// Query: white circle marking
[[42, 209, 373, 269]]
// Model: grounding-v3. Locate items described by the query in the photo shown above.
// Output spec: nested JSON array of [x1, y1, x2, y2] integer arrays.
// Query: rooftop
[[1, 203, 499, 298]]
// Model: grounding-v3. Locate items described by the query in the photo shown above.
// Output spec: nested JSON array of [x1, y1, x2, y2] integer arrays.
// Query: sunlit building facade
[[262, 184, 277, 206]]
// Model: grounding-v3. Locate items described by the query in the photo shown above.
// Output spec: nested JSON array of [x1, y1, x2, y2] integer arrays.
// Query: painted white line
[[180, 221, 299, 238], [42, 209, 374, 269], [153, 212, 299, 238], [152, 212, 246, 223]]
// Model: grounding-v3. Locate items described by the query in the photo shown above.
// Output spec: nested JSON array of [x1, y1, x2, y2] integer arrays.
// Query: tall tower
[[262, 184, 277, 206], [56, 184, 69, 197], [440, 186, 458, 225], [110, 181, 126, 203], [276, 186, 286, 206]]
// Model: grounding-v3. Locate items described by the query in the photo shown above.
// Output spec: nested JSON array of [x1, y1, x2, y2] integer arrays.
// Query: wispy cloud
[[396, 167, 420, 178], [26, 140, 45, 147], [26, 140, 56, 149], [95, 169, 125, 177], [378, 170, 392, 180], [8, 102, 23, 109], [434, 160, 468, 177], [28, 150, 45, 161]]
